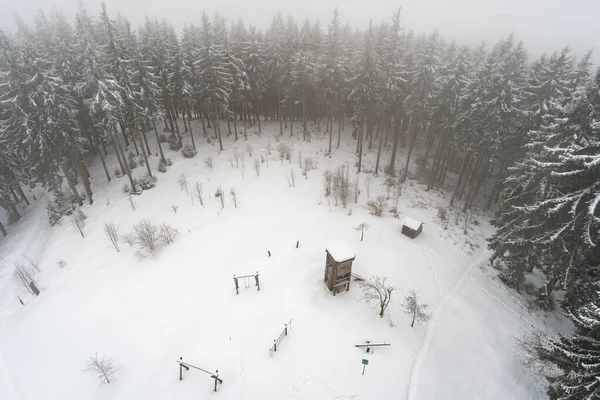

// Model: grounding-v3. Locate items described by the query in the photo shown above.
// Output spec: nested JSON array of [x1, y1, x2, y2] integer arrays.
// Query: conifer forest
[[0, 3, 599, 400]]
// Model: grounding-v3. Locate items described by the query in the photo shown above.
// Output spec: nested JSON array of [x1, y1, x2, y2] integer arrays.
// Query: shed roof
[[326, 240, 355, 263], [403, 216, 423, 231]]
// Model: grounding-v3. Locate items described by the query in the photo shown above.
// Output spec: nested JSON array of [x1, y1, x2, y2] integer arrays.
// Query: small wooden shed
[[402, 216, 423, 239], [324, 241, 355, 295]]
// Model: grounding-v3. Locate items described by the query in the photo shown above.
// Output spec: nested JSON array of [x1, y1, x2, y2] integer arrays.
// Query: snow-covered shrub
[[171, 204, 179, 214], [128, 151, 138, 170], [367, 196, 386, 217], [158, 159, 167, 173], [181, 144, 197, 158], [332, 166, 350, 207], [132, 219, 160, 256], [277, 143, 291, 161], [253, 157, 262, 176], [204, 157, 213, 169], [46, 190, 74, 226], [158, 223, 178, 245], [159, 134, 168, 143], [168, 135, 182, 151], [114, 168, 122, 178], [69, 191, 86, 204], [166, 158, 173, 166], [56, 259, 67, 268], [437, 206, 449, 221], [134, 174, 157, 191], [177, 174, 188, 193], [193, 183, 204, 206], [230, 187, 239, 208], [121, 233, 135, 247], [72, 209, 86, 238], [246, 144, 253, 156], [122, 183, 130, 194]]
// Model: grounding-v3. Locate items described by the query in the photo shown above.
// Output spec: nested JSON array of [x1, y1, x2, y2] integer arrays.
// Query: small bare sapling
[[401, 289, 431, 327], [355, 222, 370, 241], [365, 177, 372, 199], [84, 353, 119, 385], [104, 222, 120, 252], [323, 170, 332, 197], [158, 223, 178, 245], [121, 232, 135, 247], [215, 186, 225, 209], [23, 254, 41, 273], [246, 144, 253, 156], [204, 156, 213, 169], [354, 176, 359, 203], [57, 259, 67, 268], [253, 157, 262, 176], [230, 187, 239, 208], [177, 174, 188, 194], [359, 276, 396, 318], [193, 183, 204, 207], [286, 169, 296, 188], [72, 209, 86, 237]]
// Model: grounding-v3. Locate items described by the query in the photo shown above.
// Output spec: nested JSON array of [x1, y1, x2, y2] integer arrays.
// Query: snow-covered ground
[[0, 120, 562, 399]]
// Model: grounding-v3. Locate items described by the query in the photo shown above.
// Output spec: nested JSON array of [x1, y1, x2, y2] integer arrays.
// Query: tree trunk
[[141, 127, 151, 155], [374, 115, 385, 176], [403, 119, 422, 181], [233, 112, 238, 141], [61, 164, 83, 206], [138, 131, 152, 178], [95, 133, 111, 183], [200, 111, 208, 135], [113, 131, 137, 193], [278, 89, 283, 135], [388, 114, 404, 175], [118, 118, 129, 147], [357, 118, 364, 173], [337, 112, 343, 148], [152, 119, 166, 162], [0, 221, 6, 237], [450, 152, 472, 206], [328, 106, 333, 155], [73, 151, 93, 205], [411, 311, 416, 327], [187, 108, 196, 150], [166, 107, 175, 132], [289, 94, 294, 137], [216, 113, 224, 151], [423, 126, 435, 166], [227, 115, 232, 137], [16, 186, 29, 206], [302, 82, 307, 139], [242, 100, 248, 140], [130, 131, 140, 156], [171, 107, 181, 144]]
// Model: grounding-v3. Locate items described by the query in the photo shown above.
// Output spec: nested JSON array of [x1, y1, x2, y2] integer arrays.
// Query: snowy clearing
[[0, 121, 562, 399]]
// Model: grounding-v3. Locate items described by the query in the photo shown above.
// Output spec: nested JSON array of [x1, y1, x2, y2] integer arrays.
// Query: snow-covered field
[[0, 121, 560, 399]]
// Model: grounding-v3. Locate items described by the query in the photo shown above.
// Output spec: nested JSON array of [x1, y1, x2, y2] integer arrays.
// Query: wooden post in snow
[[254, 272, 260, 291], [233, 276, 239, 295]]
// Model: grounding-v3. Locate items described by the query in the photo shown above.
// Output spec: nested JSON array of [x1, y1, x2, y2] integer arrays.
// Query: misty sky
[[0, 0, 598, 64]]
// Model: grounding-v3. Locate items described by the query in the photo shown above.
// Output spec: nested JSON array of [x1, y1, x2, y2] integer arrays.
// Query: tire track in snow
[[406, 248, 488, 400], [468, 276, 533, 326]]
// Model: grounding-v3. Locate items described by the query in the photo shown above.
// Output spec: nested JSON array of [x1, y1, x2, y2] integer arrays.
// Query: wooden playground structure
[[177, 357, 223, 392]]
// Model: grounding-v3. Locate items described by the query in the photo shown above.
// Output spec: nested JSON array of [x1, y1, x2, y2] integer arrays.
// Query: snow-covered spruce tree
[[242, 26, 267, 133], [426, 45, 471, 189], [280, 16, 298, 137], [348, 21, 378, 173], [402, 31, 441, 181], [490, 67, 599, 307], [265, 13, 286, 135], [0, 25, 89, 204], [534, 281, 600, 400]]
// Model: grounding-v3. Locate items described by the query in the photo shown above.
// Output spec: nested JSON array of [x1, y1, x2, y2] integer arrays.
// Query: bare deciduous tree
[[104, 222, 120, 252], [13, 263, 39, 295], [171, 205, 179, 214], [158, 224, 178, 245], [23, 254, 41, 273], [359, 276, 396, 318], [177, 174, 188, 194], [230, 187, 239, 208], [193, 183, 204, 207], [365, 177, 372, 199], [72, 209, 86, 237], [253, 157, 262, 176], [401, 289, 431, 327], [84, 353, 119, 384], [355, 222, 370, 241], [333, 165, 350, 207], [286, 169, 296, 188]]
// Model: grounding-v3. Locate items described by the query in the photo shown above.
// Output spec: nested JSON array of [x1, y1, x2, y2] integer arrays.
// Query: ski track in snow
[[421, 245, 443, 296], [288, 375, 362, 400], [468, 276, 534, 326], [406, 248, 488, 400], [233, 337, 245, 400]]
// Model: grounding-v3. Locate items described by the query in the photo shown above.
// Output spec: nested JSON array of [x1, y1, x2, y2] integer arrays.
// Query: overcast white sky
[[0, 0, 598, 64]]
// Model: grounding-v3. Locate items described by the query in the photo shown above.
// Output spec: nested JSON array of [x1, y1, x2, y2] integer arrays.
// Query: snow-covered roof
[[326, 240, 355, 263], [403, 216, 423, 231]]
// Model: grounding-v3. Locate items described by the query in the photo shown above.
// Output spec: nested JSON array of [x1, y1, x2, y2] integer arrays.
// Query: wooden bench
[[333, 278, 351, 296]]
